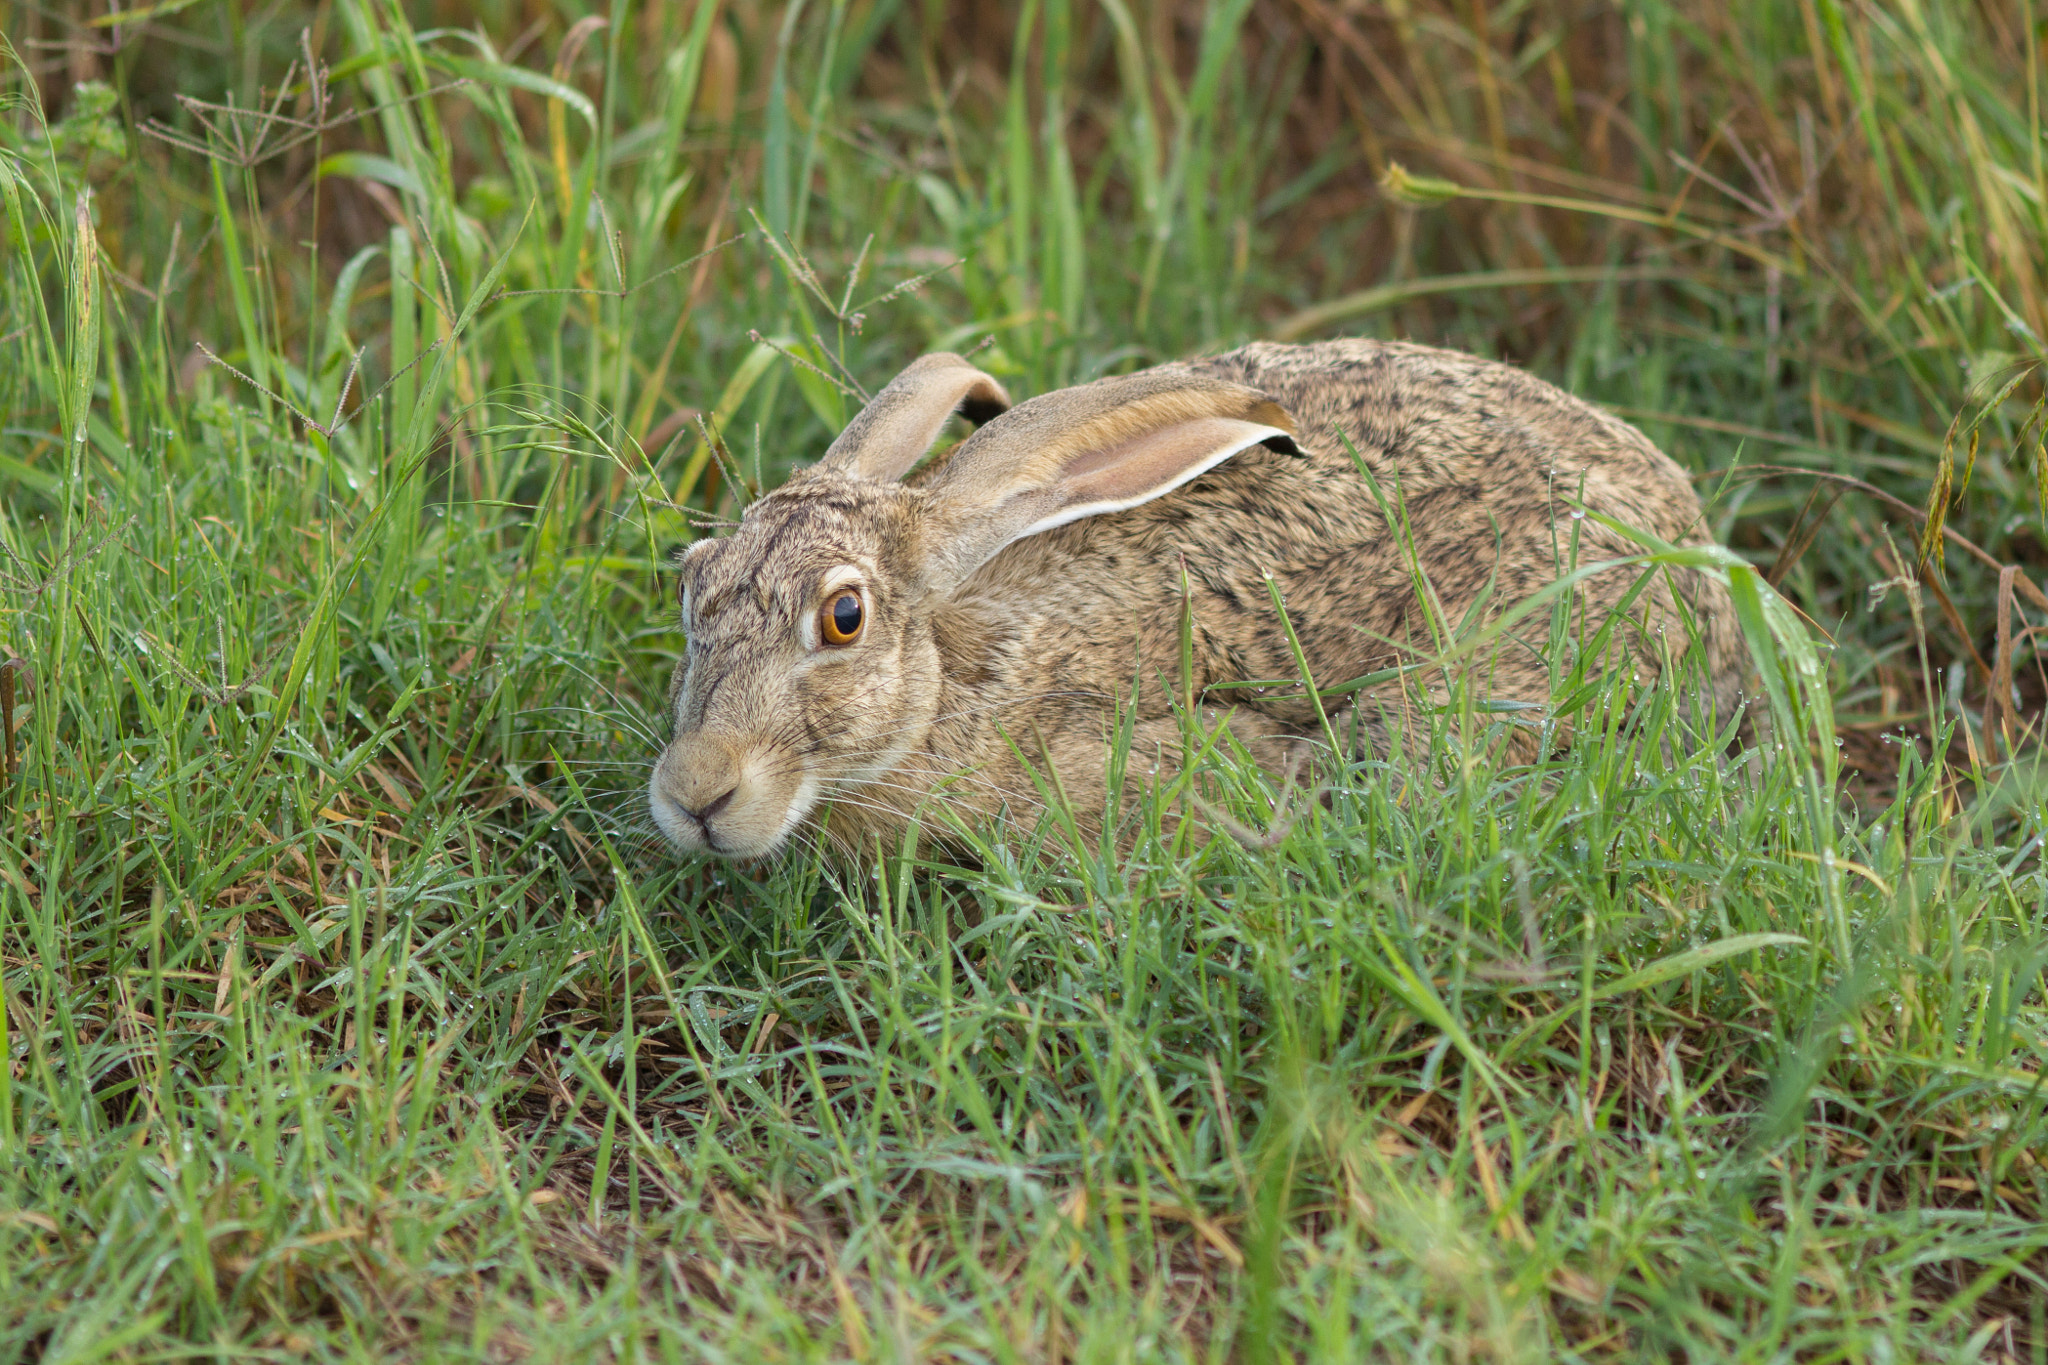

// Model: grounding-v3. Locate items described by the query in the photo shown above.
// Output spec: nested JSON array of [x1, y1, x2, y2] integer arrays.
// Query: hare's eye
[[819, 590, 864, 647]]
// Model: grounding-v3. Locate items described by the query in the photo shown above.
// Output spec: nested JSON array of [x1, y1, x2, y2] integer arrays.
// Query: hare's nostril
[[687, 785, 738, 824]]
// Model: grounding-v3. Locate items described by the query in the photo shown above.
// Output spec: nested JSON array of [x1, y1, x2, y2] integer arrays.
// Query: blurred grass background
[[1, 0, 2046, 1357]]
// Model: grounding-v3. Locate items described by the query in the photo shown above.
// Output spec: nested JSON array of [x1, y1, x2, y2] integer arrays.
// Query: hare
[[649, 340, 1745, 860]]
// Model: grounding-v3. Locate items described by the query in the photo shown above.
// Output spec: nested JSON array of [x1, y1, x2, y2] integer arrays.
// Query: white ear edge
[[1011, 424, 1293, 540]]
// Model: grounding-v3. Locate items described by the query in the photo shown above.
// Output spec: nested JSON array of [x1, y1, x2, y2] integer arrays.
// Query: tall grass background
[[1, 0, 2045, 1357]]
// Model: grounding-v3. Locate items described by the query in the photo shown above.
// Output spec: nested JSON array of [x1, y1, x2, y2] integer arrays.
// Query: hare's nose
[[686, 785, 737, 824]]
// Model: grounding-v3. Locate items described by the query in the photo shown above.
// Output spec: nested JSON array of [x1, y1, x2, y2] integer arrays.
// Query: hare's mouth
[[649, 744, 819, 859], [650, 724, 938, 860]]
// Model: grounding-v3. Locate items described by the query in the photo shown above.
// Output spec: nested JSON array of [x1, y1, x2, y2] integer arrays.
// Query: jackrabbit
[[649, 340, 1745, 859]]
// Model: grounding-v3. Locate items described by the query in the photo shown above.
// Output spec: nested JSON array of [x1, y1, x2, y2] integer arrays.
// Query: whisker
[[834, 766, 1037, 812], [516, 702, 667, 748], [817, 689, 1115, 751]]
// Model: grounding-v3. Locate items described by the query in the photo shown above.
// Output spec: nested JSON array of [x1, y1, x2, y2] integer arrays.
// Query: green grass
[[1, 0, 2046, 1357]]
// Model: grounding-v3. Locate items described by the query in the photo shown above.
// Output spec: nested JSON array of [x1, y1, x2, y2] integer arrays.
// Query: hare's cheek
[[770, 772, 824, 845], [664, 656, 695, 714]]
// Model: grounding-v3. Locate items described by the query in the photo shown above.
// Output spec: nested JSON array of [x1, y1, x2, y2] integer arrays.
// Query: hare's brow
[[694, 581, 749, 618]]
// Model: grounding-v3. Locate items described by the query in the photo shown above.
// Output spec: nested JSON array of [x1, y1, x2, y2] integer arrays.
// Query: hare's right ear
[[918, 370, 1298, 593], [817, 353, 1011, 482]]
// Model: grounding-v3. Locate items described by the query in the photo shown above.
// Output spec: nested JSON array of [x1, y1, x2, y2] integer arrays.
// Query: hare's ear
[[920, 371, 1298, 591], [817, 353, 1011, 482]]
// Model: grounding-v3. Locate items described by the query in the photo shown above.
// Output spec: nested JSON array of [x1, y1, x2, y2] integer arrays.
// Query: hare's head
[[649, 353, 1297, 858]]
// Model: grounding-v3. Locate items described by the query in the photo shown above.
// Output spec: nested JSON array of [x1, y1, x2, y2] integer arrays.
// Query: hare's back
[[1181, 339, 1706, 545], [953, 338, 1743, 752], [1169, 339, 1743, 722]]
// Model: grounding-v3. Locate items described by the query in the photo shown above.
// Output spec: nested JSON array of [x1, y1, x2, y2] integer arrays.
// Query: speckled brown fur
[[648, 339, 1745, 861]]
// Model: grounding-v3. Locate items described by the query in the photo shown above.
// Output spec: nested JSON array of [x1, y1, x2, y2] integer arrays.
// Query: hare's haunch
[[649, 341, 1743, 859]]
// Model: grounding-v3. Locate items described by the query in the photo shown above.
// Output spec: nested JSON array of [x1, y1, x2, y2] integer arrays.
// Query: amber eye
[[819, 590, 864, 646]]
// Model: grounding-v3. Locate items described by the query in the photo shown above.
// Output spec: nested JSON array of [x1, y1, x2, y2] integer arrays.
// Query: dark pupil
[[831, 594, 862, 636]]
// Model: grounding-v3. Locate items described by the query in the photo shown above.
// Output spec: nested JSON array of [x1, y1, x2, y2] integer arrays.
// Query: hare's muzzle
[[650, 731, 803, 859]]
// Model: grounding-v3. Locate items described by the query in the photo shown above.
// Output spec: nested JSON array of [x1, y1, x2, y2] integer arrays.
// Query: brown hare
[[649, 340, 1745, 859]]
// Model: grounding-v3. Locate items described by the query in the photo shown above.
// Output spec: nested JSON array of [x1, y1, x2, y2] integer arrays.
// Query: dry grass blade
[[1766, 481, 1846, 589], [1187, 746, 1327, 851], [0, 657, 23, 781], [1983, 566, 2030, 766]]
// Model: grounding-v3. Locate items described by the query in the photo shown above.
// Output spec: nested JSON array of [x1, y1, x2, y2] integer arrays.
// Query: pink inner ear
[[1062, 417, 1275, 504]]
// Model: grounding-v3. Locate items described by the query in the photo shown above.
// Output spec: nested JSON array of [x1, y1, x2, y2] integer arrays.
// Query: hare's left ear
[[919, 369, 1298, 592], [817, 352, 1012, 482]]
